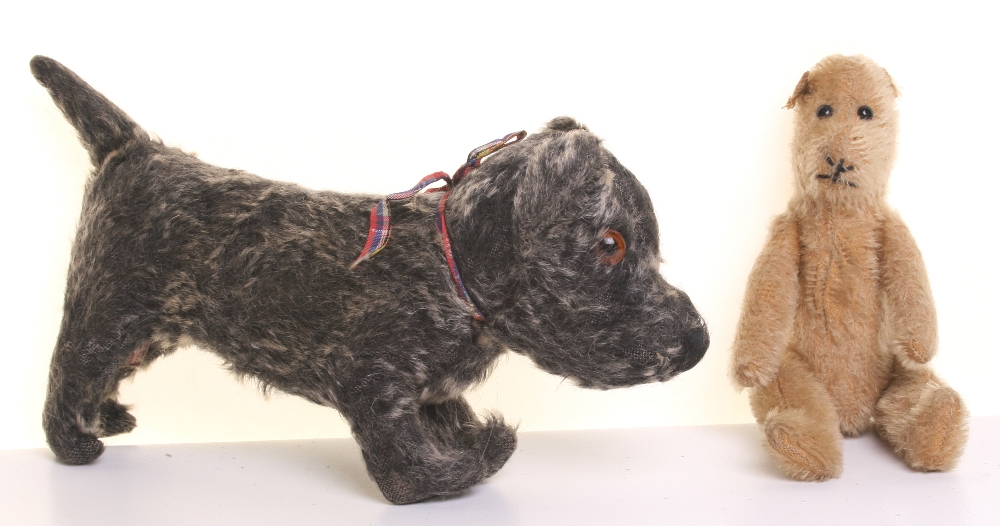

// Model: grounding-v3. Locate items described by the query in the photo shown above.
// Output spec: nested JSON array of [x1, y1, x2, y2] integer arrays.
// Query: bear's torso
[[791, 203, 894, 432]]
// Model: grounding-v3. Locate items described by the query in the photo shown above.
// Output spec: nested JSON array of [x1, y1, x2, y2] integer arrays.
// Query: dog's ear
[[784, 71, 811, 109], [545, 116, 589, 132], [512, 126, 605, 240]]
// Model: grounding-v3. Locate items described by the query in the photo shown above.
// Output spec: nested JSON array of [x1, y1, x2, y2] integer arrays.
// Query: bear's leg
[[348, 393, 516, 504], [750, 352, 843, 481], [874, 360, 968, 471]]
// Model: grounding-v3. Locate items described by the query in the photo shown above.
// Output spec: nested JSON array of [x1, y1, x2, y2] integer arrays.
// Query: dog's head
[[785, 54, 899, 208], [447, 118, 708, 388]]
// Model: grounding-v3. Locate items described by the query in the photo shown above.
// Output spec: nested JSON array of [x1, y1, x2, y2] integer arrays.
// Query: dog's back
[[33, 57, 490, 468]]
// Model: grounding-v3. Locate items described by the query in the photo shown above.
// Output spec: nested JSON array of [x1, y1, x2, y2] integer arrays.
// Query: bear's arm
[[880, 210, 937, 364], [731, 213, 800, 388]]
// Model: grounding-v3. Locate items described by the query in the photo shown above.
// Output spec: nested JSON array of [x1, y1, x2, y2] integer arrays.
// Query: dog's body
[[32, 56, 708, 503], [731, 55, 968, 481]]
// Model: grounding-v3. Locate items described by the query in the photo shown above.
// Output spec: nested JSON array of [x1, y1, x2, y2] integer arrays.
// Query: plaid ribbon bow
[[350, 130, 527, 321]]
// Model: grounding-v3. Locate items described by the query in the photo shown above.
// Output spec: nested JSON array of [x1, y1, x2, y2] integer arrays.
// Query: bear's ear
[[883, 67, 900, 98], [784, 71, 811, 109]]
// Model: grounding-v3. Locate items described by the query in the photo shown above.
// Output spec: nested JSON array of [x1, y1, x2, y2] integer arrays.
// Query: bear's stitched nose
[[817, 156, 858, 187]]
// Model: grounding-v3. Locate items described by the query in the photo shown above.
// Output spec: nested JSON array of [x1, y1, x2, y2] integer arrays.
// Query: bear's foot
[[762, 408, 843, 481], [878, 385, 968, 471]]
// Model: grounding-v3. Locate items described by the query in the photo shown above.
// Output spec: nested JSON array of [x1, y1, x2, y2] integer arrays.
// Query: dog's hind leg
[[43, 317, 152, 464], [95, 340, 151, 437]]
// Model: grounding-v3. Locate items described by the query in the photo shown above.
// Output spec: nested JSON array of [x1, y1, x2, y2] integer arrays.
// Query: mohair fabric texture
[[30, 56, 709, 504], [732, 55, 968, 481]]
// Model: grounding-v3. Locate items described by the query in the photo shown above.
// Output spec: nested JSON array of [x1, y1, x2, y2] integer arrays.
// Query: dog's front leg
[[348, 394, 516, 504]]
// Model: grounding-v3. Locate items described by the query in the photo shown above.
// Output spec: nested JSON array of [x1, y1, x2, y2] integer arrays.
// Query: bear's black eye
[[817, 105, 833, 118], [595, 229, 627, 266], [858, 106, 874, 120]]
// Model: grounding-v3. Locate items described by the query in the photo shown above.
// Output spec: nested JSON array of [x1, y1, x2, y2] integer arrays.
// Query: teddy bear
[[29, 55, 710, 503], [731, 54, 968, 481]]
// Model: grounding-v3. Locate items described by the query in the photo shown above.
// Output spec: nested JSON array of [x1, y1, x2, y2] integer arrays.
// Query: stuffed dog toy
[[31, 56, 709, 503], [731, 54, 968, 481]]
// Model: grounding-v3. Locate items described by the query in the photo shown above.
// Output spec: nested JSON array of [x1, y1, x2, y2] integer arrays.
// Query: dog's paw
[[374, 469, 430, 505], [51, 433, 105, 465], [45, 412, 106, 465], [99, 399, 137, 437], [475, 416, 517, 478]]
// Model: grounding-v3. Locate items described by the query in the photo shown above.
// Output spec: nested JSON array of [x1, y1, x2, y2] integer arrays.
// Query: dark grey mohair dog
[[31, 56, 709, 504]]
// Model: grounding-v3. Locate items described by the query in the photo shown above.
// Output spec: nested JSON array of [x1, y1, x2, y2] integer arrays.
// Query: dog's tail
[[30, 56, 146, 167]]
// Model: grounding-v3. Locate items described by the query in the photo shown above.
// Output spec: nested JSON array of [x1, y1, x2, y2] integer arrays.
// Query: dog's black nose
[[675, 322, 709, 373]]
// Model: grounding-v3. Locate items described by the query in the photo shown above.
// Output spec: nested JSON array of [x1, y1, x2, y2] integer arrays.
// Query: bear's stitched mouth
[[816, 156, 858, 188]]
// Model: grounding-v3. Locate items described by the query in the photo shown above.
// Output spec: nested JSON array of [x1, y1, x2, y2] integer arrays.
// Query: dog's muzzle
[[675, 320, 709, 373]]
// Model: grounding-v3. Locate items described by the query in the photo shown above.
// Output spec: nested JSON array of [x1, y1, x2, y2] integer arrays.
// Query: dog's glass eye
[[817, 105, 833, 118], [858, 106, 874, 120], [595, 229, 627, 266]]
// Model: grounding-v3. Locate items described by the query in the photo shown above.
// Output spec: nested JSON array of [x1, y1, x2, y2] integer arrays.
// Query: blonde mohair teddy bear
[[731, 54, 968, 481]]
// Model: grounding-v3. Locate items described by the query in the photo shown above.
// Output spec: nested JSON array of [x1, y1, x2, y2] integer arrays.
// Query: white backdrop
[[1, 1, 997, 450]]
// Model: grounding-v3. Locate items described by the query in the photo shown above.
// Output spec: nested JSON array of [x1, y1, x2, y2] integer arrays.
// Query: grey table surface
[[2, 417, 997, 525]]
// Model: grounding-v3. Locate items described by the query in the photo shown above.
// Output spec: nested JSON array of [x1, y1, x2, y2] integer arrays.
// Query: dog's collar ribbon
[[350, 130, 527, 321]]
